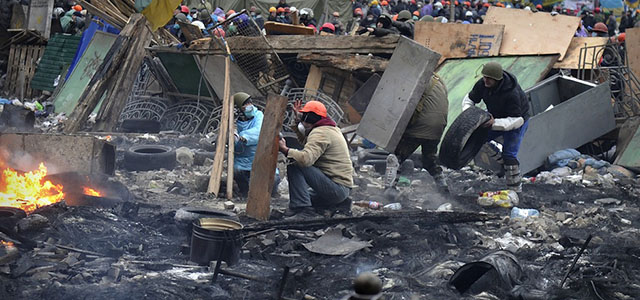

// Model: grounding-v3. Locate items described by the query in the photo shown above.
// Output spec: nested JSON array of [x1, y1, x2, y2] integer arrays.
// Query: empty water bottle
[[383, 203, 402, 210], [510, 207, 540, 219], [354, 201, 382, 210]]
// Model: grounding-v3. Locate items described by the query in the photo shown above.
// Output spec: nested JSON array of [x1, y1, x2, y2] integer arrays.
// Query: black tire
[[120, 119, 161, 133], [0, 207, 27, 219], [439, 107, 491, 170], [124, 145, 176, 171]]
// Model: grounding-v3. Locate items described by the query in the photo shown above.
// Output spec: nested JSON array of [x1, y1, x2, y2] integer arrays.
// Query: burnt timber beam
[[147, 35, 400, 55], [297, 52, 388, 73]]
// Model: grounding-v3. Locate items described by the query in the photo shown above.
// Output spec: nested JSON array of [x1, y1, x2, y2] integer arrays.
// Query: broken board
[[483, 6, 579, 60], [357, 37, 441, 152], [196, 55, 262, 99], [156, 52, 211, 97], [27, 0, 53, 39], [553, 37, 609, 69], [264, 21, 315, 35], [436, 54, 559, 146], [54, 31, 118, 115], [414, 22, 504, 61], [246, 94, 288, 221], [626, 28, 640, 82]]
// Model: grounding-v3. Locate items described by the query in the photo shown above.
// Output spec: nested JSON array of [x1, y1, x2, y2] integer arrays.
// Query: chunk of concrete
[[357, 37, 441, 152]]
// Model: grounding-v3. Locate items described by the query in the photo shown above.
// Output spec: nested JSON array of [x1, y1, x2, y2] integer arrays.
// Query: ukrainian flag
[[139, 0, 183, 30]]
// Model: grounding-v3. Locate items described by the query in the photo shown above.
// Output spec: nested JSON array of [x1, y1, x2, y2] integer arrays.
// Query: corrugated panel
[[31, 33, 82, 91]]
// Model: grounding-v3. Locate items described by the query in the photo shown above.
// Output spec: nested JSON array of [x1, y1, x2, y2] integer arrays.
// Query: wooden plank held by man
[[245, 94, 288, 220]]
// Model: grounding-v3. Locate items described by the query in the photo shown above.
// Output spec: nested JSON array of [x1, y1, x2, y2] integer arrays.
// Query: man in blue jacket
[[232, 92, 280, 197]]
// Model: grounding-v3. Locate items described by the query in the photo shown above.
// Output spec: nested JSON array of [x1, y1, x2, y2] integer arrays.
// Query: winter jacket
[[234, 110, 278, 175], [392, 19, 414, 38], [464, 71, 530, 131], [371, 26, 400, 37], [403, 75, 448, 140], [60, 10, 75, 33], [287, 120, 354, 187]]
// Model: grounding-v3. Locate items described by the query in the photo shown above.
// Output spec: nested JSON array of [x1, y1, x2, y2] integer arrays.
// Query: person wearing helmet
[[370, 0, 382, 17], [380, 0, 391, 14], [462, 62, 530, 192], [348, 8, 364, 34], [330, 11, 345, 35], [395, 74, 449, 189], [231, 92, 280, 197], [278, 101, 354, 218], [363, 14, 400, 36], [392, 10, 415, 38], [268, 7, 278, 21], [276, 7, 291, 24], [593, 7, 605, 23], [591, 22, 608, 37], [319, 22, 336, 34], [300, 8, 318, 27], [464, 10, 473, 22]]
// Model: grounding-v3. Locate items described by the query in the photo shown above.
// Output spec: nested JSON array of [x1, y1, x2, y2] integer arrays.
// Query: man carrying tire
[[277, 101, 354, 218], [395, 74, 449, 188], [232, 92, 280, 197], [462, 62, 530, 192]]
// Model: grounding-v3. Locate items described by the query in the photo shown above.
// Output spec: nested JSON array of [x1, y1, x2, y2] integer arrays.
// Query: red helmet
[[536, 4, 542, 9], [593, 22, 608, 33], [320, 22, 335, 33], [618, 33, 626, 42], [181, 5, 189, 14], [594, 7, 600, 13]]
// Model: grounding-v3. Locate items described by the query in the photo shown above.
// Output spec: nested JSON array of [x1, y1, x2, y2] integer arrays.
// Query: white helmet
[[192, 20, 206, 30], [290, 6, 297, 13], [465, 11, 473, 17], [300, 8, 314, 19]]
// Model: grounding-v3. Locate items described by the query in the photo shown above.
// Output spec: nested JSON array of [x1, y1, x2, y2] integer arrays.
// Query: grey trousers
[[287, 164, 350, 209]]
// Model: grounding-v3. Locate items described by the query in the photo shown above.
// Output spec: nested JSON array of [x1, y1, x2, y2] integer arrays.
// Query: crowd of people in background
[[164, 0, 640, 43]]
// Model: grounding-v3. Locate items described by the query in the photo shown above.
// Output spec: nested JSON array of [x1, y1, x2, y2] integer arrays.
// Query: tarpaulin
[[625, 0, 639, 8], [141, 0, 183, 30]]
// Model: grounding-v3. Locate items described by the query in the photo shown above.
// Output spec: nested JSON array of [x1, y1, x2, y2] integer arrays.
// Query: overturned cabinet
[[475, 75, 616, 174]]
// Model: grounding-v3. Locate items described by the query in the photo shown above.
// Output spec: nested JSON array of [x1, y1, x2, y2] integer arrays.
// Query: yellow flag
[[142, 0, 183, 31]]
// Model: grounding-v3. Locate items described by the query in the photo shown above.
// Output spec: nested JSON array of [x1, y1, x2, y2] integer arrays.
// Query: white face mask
[[297, 122, 308, 135]]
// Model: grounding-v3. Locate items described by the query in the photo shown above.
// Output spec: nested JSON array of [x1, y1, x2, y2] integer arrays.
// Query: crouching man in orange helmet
[[278, 101, 354, 218]]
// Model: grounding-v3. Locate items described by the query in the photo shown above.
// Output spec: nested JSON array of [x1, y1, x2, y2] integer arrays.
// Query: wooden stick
[[207, 39, 231, 197], [245, 94, 288, 220], [225, 41, 234, 200]]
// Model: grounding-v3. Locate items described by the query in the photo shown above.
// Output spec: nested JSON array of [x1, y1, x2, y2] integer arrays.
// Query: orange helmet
[[227, 9, 236, 15], [413, 11, 419, 16], [300, 101, 327, 118], [455, 1, 459, 5], [392, 14, 398, 21], [483, 3, 490, 7], [496, 2, 505, 7], [618, 33, 626, 42], [381, 1, 389, 6], [73, 5, 82, 11], [536, 4, 542, 9], [593, 22, 608, 33], [277, 7, 285, 13]]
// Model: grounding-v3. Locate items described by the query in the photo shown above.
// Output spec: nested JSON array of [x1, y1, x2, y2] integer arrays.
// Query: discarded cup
[[385, 154, 399, 188], [477, 190, 519, 208], [383, 203, 402, 210], [510, 207, 539, 219]]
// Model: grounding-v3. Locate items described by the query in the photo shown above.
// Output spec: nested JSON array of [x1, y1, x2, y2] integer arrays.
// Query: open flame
[[0, 163, 65, 214], [1, 240, 15, 249], [83, 187, 102, 197]]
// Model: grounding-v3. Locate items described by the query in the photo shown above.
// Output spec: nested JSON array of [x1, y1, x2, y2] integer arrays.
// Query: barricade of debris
[[1, 2, 640, 300]]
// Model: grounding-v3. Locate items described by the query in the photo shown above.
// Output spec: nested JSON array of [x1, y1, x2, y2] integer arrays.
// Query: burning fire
[[83, 187, 102, 197], [1, 240, 15, 248], [0, 163, 65, 214]]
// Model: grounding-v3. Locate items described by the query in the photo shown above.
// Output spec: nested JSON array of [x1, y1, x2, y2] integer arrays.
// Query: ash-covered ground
[[1, 132, 639, 300]]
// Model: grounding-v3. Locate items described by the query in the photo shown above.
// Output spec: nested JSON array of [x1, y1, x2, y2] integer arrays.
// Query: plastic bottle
[[510, 207, 540, 219], [477, 190, 519, 208], [383, 203, 402, 210], [385, 154, 400, 188], [354, 201, 382, 210]]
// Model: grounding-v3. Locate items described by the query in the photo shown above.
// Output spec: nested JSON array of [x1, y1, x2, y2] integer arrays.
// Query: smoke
[[0, 146, 61, 174]]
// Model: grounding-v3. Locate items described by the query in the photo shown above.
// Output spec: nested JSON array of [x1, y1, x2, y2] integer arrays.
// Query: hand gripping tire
[[439, 106, 492, 170], [124, 145, 177, 171]]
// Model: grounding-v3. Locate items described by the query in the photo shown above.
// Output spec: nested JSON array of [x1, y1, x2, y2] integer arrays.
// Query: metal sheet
[[54, 31, 118, 115], [156, 52, 212, 97], [436, 55, 559, 144], [0, 133, 115, 175], [518, 76, 615, 174], [195, 55, 262, 99], [348, 74, 380, 115], [616, 124, 640, 170], [357, 37, 441, 152]]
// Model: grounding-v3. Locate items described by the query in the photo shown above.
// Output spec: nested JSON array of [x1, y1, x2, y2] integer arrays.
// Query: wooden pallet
[[5, 44, 46, 99]]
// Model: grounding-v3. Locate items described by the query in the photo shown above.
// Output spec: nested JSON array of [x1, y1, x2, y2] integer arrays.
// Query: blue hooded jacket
[[234, 110, 279, 175]]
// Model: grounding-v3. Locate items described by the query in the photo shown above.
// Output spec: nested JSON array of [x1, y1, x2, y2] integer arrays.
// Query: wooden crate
[[5, 44, 45, 99]]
